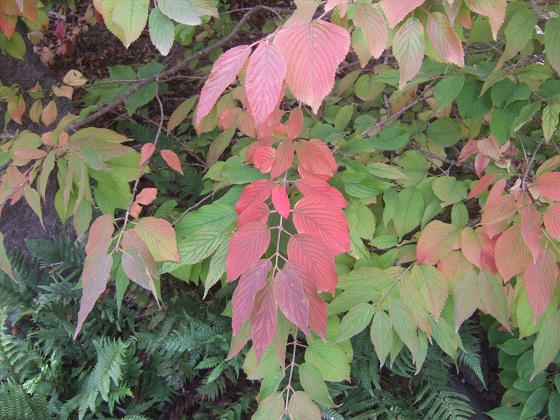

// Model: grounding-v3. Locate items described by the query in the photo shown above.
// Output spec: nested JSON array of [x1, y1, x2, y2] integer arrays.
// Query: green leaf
[[158, 0, 217, 25], [175, 227, 227, 266], [434, 74, 465, 110], [533, 310, 560, 377], [487, 405, 522, 420], [427, 117, 461, 147], [334, 105, 354, 131], [305, 341, 351, 382], [491, 101, 524, 144], [354, 75, 385, 101], [389, 299, 418, 358], [454, 270, 482, 331], [369, 124, 410, 151], [299, 363, 335, 407], [393, 187, 424, 239], [367, 163, 408, 180], [498, 339, 532, 356], [149, 8, 175, 56], [393, 17, 425, 89], [432, 176, 467, 206], [2, 31, 25, 59], [451, 202, 469, 228], [335, 303, 375, 343], [520, 387, 548, 420], [253, 394, 285, 420], [112, 0, 150, 48], [491, 79, 532, 107], [175, 203, 237, 237], [457, 79, 492, 120], [542, 103, 560, 142], [370, 311, 392, 366], [545, 18, 560, 76], [204, 236, 230, 297], [512, 102, 541, 133], [497, 8, 537, 68], [549, 391, 560, 420], [0, 232, 16, 282], [257, 370, 284, 403], [340, 172, 390, 199], [288, 391, 321, 420]]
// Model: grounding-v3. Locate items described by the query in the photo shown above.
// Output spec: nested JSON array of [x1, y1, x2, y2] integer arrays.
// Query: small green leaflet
[[370, 311, 392, 366], [299, 363, 335, 407], [148, 8, 175, 56], [305, 340, 351, 382], [432, 176, 467, 206], [393, 187, 424, 239], [0, 232, 16, 282], [545, 17, 560, 76], [204, 236, 231, 297], [112, 0, 150, 48], [532, 310, 560, 378], [542, 103, 560, 142], [335, 303, 375, 343], [434, 74, 464, 110], [175, 203, 237, 237]]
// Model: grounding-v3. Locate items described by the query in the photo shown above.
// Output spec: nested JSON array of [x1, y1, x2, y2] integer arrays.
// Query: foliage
[[1, 0, 560, 418]]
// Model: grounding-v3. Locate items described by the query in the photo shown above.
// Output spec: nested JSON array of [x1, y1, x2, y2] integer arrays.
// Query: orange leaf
[[135, 188, 157, 206], [122, 230, 159, 297], [235, 179, 274, 214], [461, 227, 497, 273], [520, 205, 542, 263], [353, 3, 388, 59], [380, 0, 425, 28], [160, 149, 183, 175], [139, 143, 155, 165], [253, 146, 275, 173], [544, 204, 560, 239], [274, 20, 350, 113], [135, 217, 180, 262], [41, 100, 57, 126], [467, 173, 497, 199], [524, 248, 558, 321], [0, 13, 17, 39], [468, 0, 506, 40], [232, 259, 270, 334], [481, 193, 516, 238], [85, 215, 115, 256], [296, 139, 337, 180], [226, 221, 271, 280], [270, 139, 294, 179], [417, 221, 460, 265], [426, 12, 464, 67], [7, 93, 25, 125], [218, 107, 241, 130], [271, 184, 290, 218], [195, 45, 251, 126], [534, 172, 560, 201], [494, 225, 532, 282], [287, 107, 304, 141], [437, 250, 473, 281], [29, 100, 43, 124]]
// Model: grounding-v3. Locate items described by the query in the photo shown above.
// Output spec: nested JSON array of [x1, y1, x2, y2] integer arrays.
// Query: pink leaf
[[238, 201, 270, 227], [520, 205, 542, 263], [235, 180, 274, 214], [85, 215, 115, 256], [534, 172, 560, 201], [292, 196, 350, 254], [380, 0, 425, 28], [461, 227, 497, 273], [475, 155, 490, 177], [54, 20, 66, 39], [270, 139, 294, 179], [274, 263, 310, 335], [426, 12, 464, 67], [250, 282, 278, 360], [226, 222, 271, 280], [495, 225, 532, 282], [271, 184, 290, 218], [274, 21, 350, 113], [524, 248, 558, 321], [135, 188, 157, 205], [486, 178, 507, 206], [481, 193, 517, 238], [416, 221, 460, 265], [296, 139, 338, 180], [195, 45, 252, 126], [287, 107, 304, 140], [253, 146, 275, 173], [246, 42, 287, 124], [232, 259, 270, 334], [295, 178, 347, 209], [140, 143, 155, 165], [467, 173, 497, 199], [247, 136, 276, 163], [287, 233, 338, 295], [160, 150, 183, 175], [353, 3, 387, 59], [544, 204, 560, 239]]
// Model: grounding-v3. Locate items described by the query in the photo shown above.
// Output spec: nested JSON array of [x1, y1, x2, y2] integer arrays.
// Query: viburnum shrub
[[2, 0, 560, 417]]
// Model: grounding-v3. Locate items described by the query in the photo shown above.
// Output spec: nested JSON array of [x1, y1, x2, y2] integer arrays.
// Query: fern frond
[[0, 381, 52, 420]]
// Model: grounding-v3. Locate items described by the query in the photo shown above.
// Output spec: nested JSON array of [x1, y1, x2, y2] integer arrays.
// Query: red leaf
[[226, 222, 271, 280], [544, 204, 560, 239], [353, 3, 387, 59], [287, 233, 338, 295], [246, 42, 286, 124], [296, 139, 337, 180], [292, 196, 350, 254], [250, 282, 278, 360], [274, 264, 310, 335], [160, 150, 183, 175], [270, 139, 294, 179], [534, 172, 560, 201], [524, 248, 558, 321], [253, 146, 275, 173], [75, 253, 112, 338], [139, 143, 155, 165], [232, 259, 270, 334], [426, 12, 464, 67], [271, 184, 290, 219], [238, 201, 270, 227], [295, 178, 347, 209], [380, 0, 425, 28], [257, 108, 285, 138], [481, 193, 517, 238], [495, 225, 532, 282], [54, 20, 66, 39], [85, 215, 115, 256], [274, 21, 350, 113], [461, 227, 497, 273], [467, 173, 498, 199], [247, 136, 276, 163], [135, 188, 157, 205], [287, 107, 304, 140], [416, 221, 460, 265], [289, 261, 327, 340], [195, 45, 252, 126], [235, 179, 274, 214], [520, 205, 542, 263]]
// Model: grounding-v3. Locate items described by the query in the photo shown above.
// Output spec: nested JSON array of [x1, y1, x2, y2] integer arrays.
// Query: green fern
[[457, 321, 486, 388], [0, 381, 52, 420]]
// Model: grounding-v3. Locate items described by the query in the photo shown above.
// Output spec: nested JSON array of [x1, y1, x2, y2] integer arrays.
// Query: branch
[[67, 6, 292, 132]]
